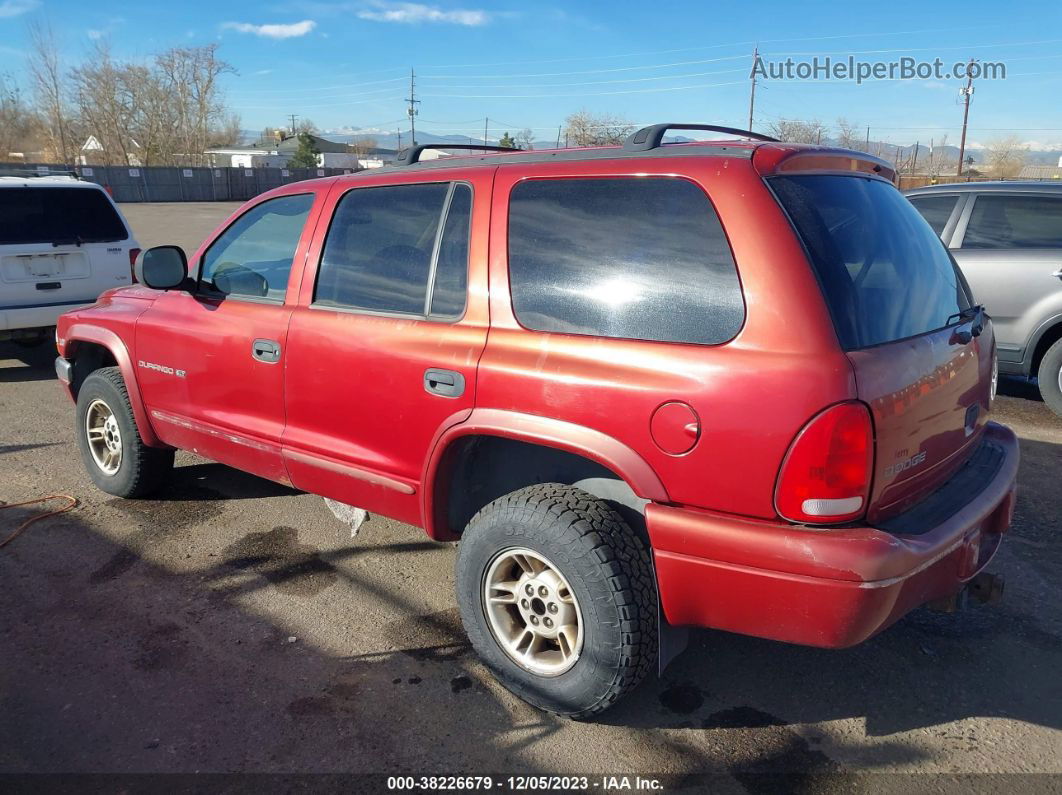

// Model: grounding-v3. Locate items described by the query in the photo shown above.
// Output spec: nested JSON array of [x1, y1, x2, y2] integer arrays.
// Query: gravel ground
[[0, 202, 1060, 789]]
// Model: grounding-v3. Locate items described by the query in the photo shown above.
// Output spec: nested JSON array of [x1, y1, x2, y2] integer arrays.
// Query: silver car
[[905, 181, 1062, 416]]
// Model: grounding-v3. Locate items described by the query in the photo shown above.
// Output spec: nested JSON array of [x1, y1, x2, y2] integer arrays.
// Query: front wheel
[[455, 484, 657, 719], [1037, 338, 1062, 418], [75, 367, 174, 498]]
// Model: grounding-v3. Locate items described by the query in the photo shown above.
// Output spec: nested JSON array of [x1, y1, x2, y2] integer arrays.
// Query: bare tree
[[1, 73, 43, 158], [983, 136, 1028, 180], [27, 20, 74, 163], [349, 135, 378, 159], [835, 118, 864, 151], [515, 128, 535, 150], [564, 110, 634, 147], [765, 118, 827, 144]]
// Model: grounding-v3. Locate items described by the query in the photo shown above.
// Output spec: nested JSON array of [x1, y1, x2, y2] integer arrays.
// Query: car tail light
[[129, 248, 141, 283], [775, 401, 874, 524]]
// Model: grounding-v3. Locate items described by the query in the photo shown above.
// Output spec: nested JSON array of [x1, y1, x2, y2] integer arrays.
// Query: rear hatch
[[771, 173, 992, 523], [0, 184, 133, 309]]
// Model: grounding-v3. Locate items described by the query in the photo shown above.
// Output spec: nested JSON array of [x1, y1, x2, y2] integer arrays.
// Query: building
[[206, 133, 365, 169]]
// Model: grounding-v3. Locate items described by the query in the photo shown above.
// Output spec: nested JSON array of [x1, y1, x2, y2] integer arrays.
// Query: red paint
[[56, 139, 1019, 650]]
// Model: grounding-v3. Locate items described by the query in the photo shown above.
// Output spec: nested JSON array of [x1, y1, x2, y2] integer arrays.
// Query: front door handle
[[424, 368, 465, 398], [252, 338, 281, 363]]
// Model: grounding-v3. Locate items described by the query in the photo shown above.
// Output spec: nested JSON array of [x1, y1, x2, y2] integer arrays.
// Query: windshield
[[771, 175, 971, 350], [0, 186, 128, 245]]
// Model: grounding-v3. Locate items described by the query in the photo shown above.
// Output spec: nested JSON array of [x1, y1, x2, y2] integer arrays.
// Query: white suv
[[0, 173, 139, 344]]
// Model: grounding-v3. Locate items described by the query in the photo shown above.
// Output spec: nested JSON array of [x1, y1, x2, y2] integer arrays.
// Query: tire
[[75, 367, 174, 498], [455, 484, 657, 719], [1037, 338, 1062, 418]]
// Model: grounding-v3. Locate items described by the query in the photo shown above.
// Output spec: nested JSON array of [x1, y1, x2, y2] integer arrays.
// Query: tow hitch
[[927, 571, 1005, 613]]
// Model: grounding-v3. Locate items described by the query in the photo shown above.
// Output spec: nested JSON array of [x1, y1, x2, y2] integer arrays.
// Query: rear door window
[[0, 187, 127, 245], [314, 182, 471, 318], [771, 175, 970, 350], [907, 194, 959, 238], [962, 194, 1062, 249], [507, 177, 744, 345]]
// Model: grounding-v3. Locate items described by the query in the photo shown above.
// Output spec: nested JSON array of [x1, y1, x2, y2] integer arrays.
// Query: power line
[[421, 80, 746, 100]]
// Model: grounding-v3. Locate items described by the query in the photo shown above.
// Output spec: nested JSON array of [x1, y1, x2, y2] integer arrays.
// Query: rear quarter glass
[[769, 175, 970, 350]]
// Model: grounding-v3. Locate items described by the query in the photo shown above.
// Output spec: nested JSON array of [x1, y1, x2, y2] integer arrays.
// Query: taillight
[[129, 248, 142, 283], [775, 401, 874, 524]]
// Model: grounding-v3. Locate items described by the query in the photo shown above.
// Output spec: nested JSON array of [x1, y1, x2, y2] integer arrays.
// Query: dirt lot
[[1, 202, 1060, 788]]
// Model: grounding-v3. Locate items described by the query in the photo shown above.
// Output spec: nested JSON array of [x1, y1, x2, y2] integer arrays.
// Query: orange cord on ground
[[0, 495, 79, 549]]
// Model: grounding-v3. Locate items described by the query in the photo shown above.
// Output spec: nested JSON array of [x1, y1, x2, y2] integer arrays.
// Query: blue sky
[[2, 0, 1062, 149]]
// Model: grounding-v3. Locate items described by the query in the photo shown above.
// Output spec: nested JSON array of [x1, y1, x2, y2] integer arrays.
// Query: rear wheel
[[1037, 338, 1062, 418], [76, 367, 174, 497], [455, 484, 657, 719]]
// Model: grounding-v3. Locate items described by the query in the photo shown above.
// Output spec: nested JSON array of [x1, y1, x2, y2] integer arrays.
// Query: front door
[[282, 170, 492, 526], [135, 191, 321, 483]]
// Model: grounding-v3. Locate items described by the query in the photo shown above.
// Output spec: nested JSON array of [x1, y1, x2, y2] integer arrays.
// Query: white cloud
[[222, 19, 317, 39], [357, 2, 488, 26], [0, 0, 39, 18]]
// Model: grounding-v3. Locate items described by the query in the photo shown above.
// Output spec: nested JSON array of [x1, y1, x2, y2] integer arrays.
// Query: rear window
[[0, 186, 127, 245], [507, 177, 744, 345], [772, 175, 970, 350], [962, 194, 1062, 249]]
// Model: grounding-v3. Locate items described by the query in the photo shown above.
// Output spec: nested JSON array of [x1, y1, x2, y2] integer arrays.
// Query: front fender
[[63, 323, 164, 448]]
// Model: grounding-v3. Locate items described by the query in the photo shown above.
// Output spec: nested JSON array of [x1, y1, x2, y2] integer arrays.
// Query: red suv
[[56, 124, 1018, 718]]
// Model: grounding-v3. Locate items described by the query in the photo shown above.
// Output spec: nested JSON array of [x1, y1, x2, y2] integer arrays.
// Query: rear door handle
[[424, 368, 465, 398], [252, 338, 281, 363]]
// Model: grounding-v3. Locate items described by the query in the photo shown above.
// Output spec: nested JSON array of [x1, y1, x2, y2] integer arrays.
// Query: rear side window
[[315, 182, 471, 318], [962, 194, 1062, 249], [507, 177, 744, 345], [772, 175, 970, 350], [200, 193, 314, 301], [0, 187, 126, 245], [907, 194, 959, 238]]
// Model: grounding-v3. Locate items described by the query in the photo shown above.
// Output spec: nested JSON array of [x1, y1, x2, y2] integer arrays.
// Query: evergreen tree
[[288, 132, 320, 168], [498, 131, 516, 149]]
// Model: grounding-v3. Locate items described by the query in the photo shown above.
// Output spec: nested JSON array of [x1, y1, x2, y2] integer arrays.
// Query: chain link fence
[[0, 163, 358, 203]]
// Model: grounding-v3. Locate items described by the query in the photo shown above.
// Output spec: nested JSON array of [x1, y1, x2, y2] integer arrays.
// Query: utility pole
[[957, 58, 976, 177], [747, 44, 759, 131], [405, 68, 420, 146], [483, 117, 489, 147], [865, 126, 870, 151], [288, 114, 299, 135], [912, 141, 919, 173], [397, 128, 402, 152], [556, 125, 562, 148]]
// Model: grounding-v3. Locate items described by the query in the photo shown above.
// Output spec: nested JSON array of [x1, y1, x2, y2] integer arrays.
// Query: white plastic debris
[[324, 498, 368, 537]]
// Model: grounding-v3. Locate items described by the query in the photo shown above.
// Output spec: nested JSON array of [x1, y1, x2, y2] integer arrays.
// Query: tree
[[27, 20, 74, 163], [287, 132, 320, 168], [564, 110, 635, 147], [349, 135, 378, 159], [498, 131, 516, 149], [835, 117, 864, 151], [983, 136, 1028, 180], [0, 73, 43, 158], [765, 118, 827, 144], [515, 128, 535, 150]]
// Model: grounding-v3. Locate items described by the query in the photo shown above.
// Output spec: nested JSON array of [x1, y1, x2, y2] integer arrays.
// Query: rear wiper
[[51, 235, 84, 248], [948, 304, 986, 343]]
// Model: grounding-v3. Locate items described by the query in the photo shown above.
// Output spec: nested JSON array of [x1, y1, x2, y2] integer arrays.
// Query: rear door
[[0, 184, 133, 315], [135, 190, 322, 483], [281, 169, 491, 526], [772, 174, 990, 521], [949, 192, 1062, 354]]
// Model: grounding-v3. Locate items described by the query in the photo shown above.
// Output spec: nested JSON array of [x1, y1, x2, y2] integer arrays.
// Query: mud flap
[[658, 601, 689, 675]]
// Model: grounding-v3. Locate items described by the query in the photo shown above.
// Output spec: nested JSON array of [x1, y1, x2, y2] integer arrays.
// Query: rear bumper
[[647, 421, 1019, 648], [0, 302, 91, 333]]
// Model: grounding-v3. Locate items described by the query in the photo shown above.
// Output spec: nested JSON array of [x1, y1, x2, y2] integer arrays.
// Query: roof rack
[[624, 123, 779, 151], [0, 167, 80, 180], [395, 143, 519, 167]]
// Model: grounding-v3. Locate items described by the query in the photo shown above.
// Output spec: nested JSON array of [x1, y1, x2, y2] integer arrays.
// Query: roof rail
[[395, 143, 519, 166], [624, 123, 779, 151], [0, 167, 80, 180]]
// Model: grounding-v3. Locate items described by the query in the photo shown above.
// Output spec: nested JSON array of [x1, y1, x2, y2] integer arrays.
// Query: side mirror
[[135, 246, 187, 290]]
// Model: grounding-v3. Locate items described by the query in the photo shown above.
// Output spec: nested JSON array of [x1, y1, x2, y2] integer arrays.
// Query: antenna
[[406, 68, 421, 146]]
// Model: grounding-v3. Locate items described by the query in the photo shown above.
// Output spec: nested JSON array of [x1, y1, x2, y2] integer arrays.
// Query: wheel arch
[[63, 323, 164, 447], [1029, 316, 1062, 377], [421, 408, 668, 541]]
